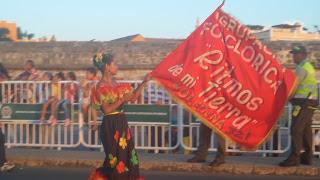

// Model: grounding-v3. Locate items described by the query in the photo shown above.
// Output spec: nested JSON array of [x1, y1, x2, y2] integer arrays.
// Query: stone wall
[[266, 41, 320, 66], [1, 40, 320, 80]]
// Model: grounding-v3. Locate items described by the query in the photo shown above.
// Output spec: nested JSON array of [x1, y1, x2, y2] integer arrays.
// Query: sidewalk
[[7, 148, 320, 176]]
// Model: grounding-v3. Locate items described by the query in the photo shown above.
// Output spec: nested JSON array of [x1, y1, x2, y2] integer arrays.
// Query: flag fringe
[[151, 75, 297, 151]]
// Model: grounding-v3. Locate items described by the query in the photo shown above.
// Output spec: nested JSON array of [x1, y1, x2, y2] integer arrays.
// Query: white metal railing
[[0, 80, 320, 156], [178, 105, 292, 154], [0, 81, 81, 149], [1, 120, 80, 149], [81, 80, 178, 151], [312, 119, 320, 155], [81, 121, 179, 151]]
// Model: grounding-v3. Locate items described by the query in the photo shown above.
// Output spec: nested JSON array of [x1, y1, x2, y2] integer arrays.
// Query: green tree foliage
[[0, 28, 12, 41], [16, 27, 35, 40]]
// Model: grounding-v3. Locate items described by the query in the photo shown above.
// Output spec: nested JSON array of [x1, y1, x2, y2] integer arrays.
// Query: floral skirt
[[99, 113, 141, 180]]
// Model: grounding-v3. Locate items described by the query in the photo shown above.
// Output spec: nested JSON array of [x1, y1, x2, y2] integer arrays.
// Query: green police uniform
[[280, 45, 318, 167]]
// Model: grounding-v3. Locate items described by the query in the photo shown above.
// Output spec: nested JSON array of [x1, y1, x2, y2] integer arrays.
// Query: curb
[[10, 158, 320, 176]]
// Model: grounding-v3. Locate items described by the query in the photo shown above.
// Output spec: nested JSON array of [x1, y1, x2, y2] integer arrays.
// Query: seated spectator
[[0, 123, 15, 172], [37, 72, 53, 103], [56, 72, 78, 127], [39, 72, 65, 126], [15, 59, 40, 81], [13, 60, 40, 103], [0, 63, 11, 103], [0, 63, 10, 82], [80, 67, 99, 124]]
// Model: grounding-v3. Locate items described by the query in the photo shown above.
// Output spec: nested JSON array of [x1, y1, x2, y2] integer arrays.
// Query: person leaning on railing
[[56, 71, 78, 127], [0, 63, 11, 103], [39, 72, 65, 126], [80, 67, 99, 124], [12, 60, 41, 103], [0, 63, 10, 82], [14, 60, 40, 81], [37, 72, 53, 103]]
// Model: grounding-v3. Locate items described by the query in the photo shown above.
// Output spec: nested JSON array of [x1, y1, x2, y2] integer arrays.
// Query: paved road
[[0, 167, 319, 180]]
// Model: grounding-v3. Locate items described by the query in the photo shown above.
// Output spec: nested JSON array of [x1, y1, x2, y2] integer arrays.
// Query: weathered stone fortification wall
[[1, 41, 319, 79]]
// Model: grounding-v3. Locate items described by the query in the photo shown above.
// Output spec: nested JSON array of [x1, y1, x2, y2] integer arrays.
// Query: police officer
[[187, 123, 226, 167], [279, 45, 318, 167]]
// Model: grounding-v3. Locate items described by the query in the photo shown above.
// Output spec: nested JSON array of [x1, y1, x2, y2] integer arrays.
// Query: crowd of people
[[0, 45, 319, 178], [0, 60, 101, 124], [0, 58, 175, 176], [0, 60, 102, 172]]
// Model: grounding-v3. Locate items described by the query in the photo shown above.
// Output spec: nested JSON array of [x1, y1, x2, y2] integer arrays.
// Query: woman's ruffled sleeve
[[118, 83, 134, 99]]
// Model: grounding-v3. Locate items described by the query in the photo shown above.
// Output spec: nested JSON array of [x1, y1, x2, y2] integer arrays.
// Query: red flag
[[151, 2, 296, 149]]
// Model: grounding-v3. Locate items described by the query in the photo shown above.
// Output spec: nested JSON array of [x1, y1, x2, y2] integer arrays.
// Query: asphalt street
[[0, 167, 319, 180]]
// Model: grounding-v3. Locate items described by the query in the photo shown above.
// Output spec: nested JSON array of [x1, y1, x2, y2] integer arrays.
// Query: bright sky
[[1, 0, 319, 41]]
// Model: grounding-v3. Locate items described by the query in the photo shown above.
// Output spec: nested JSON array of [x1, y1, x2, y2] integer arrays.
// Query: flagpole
[[217, 0, 226, 10]]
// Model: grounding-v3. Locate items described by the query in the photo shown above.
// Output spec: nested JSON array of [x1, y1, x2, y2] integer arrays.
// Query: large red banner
[[151, 2, 296, 149]]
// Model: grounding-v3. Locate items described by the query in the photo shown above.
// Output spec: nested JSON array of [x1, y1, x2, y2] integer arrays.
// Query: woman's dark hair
[[67, 71, 77, 81], [43, 72, 53, 80], [86, 67, 97, 75], [55, 72, 65, 80], [0, 63, 10, 79], [92, 53, 114, 72], [26, 59, 35, 68]]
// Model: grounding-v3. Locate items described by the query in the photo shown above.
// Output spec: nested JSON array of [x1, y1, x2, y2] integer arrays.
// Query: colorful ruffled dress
[[91, 83, 141, 180]]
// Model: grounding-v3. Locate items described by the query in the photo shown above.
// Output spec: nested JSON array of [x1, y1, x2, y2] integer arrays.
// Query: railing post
[[177, 105, 184, 150], [285, 103, 293, 153]]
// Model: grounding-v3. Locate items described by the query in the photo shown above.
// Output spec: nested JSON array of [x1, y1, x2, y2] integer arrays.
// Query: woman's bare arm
[[130, 74, 151, 102]]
